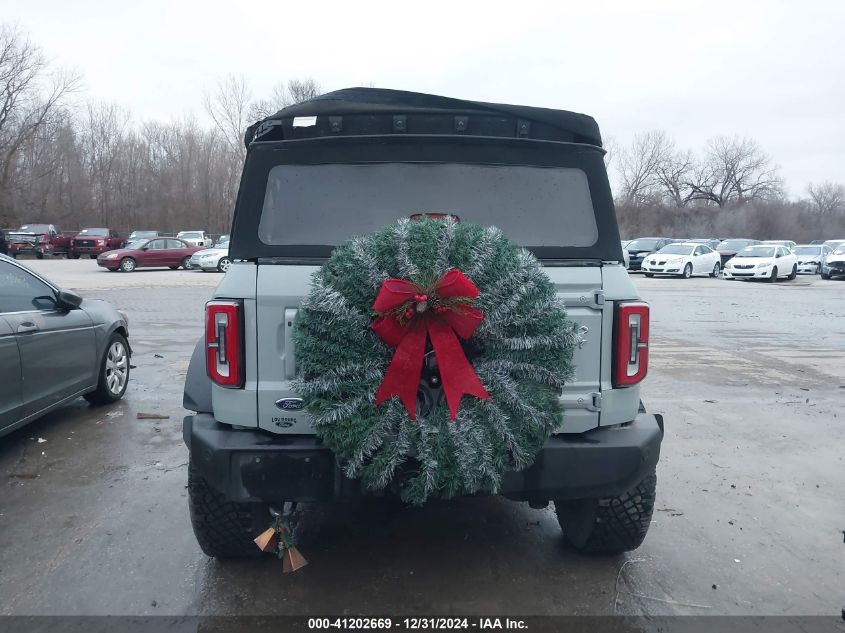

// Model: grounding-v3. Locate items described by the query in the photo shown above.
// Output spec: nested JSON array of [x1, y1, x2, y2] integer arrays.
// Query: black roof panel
[[246, 88, 602, 147]]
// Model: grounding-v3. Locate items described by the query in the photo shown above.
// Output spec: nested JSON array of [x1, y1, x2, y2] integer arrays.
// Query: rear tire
[[181, 256, 192, 270], [69, 252, 80, 259], [644, 273, 654, 278], [36, 251, 44, 260], [554, 470, 656, 554], [821, 272, 831, 280], [119, 257, 136, 273], [787, 264, 797, 280], [188, 458, 266, 558], [168, 265, 179, 270], [710, 263, 720, 278]]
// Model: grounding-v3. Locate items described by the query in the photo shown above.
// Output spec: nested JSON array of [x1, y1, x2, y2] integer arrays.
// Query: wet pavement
[[1, 260, 843, 616]]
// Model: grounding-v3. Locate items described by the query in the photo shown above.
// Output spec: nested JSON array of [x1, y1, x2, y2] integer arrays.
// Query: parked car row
[[1, 224, 223, 260], [622, 237, 845, 281]]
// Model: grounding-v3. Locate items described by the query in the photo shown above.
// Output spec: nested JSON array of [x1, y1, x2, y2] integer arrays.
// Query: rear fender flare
[[184, 337, 212, 413]]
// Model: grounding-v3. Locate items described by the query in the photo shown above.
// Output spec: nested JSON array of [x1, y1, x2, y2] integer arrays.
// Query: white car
[[793, 244, 832, 275], [722, 245, 798, 282], [189, 246, 231, 272], [824, 244, 845, 279], [176, 231, 210, 247], [641, 242, 722, 278]]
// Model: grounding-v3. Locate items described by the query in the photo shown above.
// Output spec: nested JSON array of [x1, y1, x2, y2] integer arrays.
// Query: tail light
[[613, 301, 649, 387], [206, 300, 244, 388]]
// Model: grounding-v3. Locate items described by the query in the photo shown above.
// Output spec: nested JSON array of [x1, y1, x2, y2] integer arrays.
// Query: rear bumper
[[184, 412, 664, 503]]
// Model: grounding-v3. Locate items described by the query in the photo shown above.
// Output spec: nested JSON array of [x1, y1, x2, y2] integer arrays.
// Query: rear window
[[739, 247, 775, 257], [657, 244, 694, 255], [257, 163, 598, 249]]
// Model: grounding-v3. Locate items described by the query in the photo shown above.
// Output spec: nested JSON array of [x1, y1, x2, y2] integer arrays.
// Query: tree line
[[610, 131, 845, 240], [0, 25, 319, 233], [2, 24, 843, 241]]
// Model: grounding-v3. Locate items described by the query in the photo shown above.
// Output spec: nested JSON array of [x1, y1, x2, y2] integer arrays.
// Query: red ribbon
[[371, 269, 490, 420]]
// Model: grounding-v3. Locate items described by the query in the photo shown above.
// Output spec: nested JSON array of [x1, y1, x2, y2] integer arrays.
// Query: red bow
[[371, 269, 490, 420]]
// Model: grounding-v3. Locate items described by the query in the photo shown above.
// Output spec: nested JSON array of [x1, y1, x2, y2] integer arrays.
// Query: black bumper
[[184, 413, 663, 503]]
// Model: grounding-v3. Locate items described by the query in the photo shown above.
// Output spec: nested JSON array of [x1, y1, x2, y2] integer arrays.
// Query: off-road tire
[[84, 332, 130, 405], [787, 264, 797, 281], [188, 459, 266, 559], [710, 263, 720, 278], [769, 267, 778, 283], [119, 257, 136, 272], [681, 263, 692, 279], [554, 470, 656, 554]]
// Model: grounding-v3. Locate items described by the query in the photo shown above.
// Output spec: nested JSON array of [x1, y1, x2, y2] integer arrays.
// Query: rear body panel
[[208, 261, 643, 435]]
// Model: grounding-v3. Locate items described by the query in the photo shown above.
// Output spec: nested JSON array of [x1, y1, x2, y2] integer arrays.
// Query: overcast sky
[[3, 0, 843, 196]]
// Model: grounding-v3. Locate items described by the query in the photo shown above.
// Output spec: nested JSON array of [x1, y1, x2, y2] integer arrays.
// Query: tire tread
[[188, 460, 263, 558], [555, 470, 656, 554]]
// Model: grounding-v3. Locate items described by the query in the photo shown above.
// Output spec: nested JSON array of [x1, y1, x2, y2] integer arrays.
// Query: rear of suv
[[182, 88, 663, 558]]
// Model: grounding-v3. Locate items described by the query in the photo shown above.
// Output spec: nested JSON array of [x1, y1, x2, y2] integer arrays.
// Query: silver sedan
[[0, 254, 130, 437]]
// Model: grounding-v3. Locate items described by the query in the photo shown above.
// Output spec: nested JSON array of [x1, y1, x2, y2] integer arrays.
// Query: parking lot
[[0, 259, 843, 617]]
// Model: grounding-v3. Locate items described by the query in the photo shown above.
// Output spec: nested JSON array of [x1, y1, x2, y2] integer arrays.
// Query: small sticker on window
[[292, 116, 317, 128]]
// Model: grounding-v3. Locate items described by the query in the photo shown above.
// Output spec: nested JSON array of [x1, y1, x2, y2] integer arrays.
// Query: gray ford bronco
[[182, 88, 663, 557]]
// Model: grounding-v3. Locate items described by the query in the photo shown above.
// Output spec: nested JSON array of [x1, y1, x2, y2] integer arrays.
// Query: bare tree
[[654, 148, 695, 207], [83, 102, 131, 226], [685, 136, 783, 207], [204, 74, 252, 161], [617, 131, 673, 206], [806, 181, 845, 215], [0, 25, 80, 226], [248, 78, 322, 120]]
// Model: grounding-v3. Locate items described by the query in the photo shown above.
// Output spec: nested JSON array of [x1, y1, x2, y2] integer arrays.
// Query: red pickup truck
[[7, 224, 73, 259], [70, 228, 125, 258]]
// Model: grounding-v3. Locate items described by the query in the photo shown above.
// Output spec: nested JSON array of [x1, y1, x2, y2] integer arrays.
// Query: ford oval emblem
[[275, 398, 304, 411]]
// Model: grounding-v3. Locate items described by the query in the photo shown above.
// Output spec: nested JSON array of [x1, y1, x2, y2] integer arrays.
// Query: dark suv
[[182, 88, 663, 558]]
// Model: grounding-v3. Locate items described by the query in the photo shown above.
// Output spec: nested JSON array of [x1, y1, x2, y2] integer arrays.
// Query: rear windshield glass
[[18, 224, 50, 234], [657, 244, 694, 255], [718, 240, 753, 250], [626, 238, 661, 251], [738, 247, 775, 257], [257, 163, 598, 248]]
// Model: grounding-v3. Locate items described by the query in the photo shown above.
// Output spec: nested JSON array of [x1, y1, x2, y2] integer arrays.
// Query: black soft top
[[246, 88, 603, 147]]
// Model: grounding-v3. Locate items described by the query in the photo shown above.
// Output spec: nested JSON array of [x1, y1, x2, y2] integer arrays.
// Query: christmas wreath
[[293, 218, 577, 504]]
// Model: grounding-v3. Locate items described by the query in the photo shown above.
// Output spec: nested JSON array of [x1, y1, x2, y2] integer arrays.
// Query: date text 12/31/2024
[[307, 618, 528, 630]]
